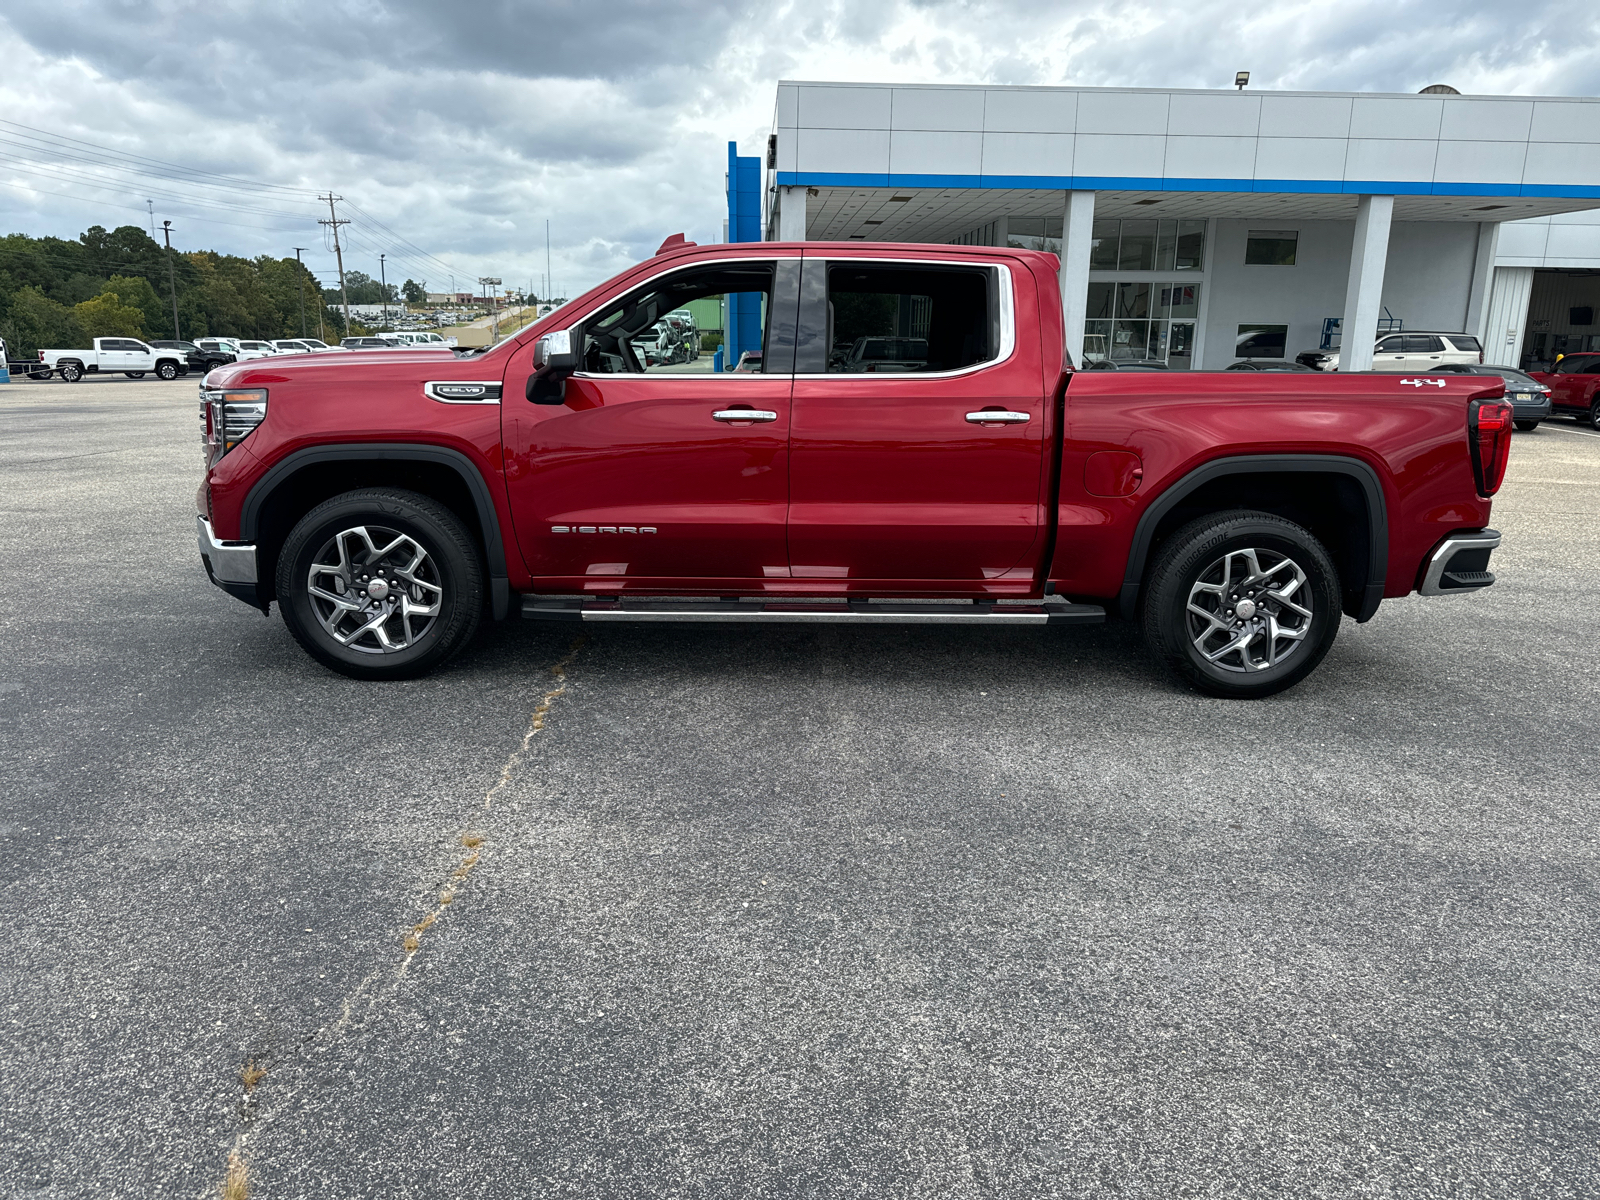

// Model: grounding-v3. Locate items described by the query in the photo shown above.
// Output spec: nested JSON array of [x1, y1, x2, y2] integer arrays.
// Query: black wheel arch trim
[[240, 442, 510, 620], [1117, 454, 1389, 624]]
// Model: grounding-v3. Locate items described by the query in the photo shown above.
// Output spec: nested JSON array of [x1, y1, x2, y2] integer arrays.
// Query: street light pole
[[293, 247, 309, 337], [160, 220, 181, 341]]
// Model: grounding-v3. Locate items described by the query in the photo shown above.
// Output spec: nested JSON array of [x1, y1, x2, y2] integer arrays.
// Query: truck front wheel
[[275, 488, 483, 680], [1141, 510, 1341, 699], [156, 361, 179, 380]]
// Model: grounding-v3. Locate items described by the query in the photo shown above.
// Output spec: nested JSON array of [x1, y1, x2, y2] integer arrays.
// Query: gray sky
[[2, 0, 1596, 298]]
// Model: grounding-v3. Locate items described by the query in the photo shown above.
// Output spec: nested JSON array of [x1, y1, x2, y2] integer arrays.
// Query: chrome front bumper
[[1419, 528, 1500, 596], [197, 515, 257, 585]]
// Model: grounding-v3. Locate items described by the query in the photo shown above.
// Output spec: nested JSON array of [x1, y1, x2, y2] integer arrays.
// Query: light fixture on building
[[1235, 71, 1250, 90]]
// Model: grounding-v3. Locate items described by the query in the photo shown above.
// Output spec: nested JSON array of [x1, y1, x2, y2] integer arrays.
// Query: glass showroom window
[[1084, 280, 1202, 367], [1006, 218, 1205, 271]]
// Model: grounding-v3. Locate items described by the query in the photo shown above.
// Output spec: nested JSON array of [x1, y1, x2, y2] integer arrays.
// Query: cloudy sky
[[1, 0, 1596, 298]]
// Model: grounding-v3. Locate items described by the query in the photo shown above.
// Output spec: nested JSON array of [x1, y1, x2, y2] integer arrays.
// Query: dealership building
[[741, 81, 1600, 372]]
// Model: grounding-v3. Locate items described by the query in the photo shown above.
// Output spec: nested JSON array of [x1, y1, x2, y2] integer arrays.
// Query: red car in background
[[1529, 352, 1600, 428]]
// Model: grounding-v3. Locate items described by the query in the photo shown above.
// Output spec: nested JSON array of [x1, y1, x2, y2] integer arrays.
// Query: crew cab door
[[786, 256, 1048, 583], [500, 254, 800, 587]]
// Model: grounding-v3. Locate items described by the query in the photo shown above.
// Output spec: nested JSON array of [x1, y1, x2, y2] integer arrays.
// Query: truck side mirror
[[528, 329, 578, 404]]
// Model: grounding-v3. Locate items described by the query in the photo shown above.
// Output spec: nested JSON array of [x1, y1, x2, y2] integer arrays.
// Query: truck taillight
[[1470, 399, 1513, 497], [201, 386, 268, 467]]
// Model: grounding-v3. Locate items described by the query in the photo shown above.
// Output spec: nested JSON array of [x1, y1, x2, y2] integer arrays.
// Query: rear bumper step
[[521, 598, 1106, 625]]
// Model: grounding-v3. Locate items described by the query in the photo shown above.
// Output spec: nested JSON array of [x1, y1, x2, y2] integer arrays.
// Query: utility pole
[[147, 200, 157, 239], [318, 193, 351, 337], [379, 253, 389, 329], [292, 248, 309, 337], [545, 219, 552, 307], [480, 276, 501, 343], [160, 220, 181, 341]]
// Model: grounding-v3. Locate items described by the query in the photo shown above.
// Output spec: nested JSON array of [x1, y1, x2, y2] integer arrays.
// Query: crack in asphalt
[[205, 635, 586, 1197]]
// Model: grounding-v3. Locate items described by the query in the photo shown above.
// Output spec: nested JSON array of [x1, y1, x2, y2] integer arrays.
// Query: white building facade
[[765, 82, 1600, 372]]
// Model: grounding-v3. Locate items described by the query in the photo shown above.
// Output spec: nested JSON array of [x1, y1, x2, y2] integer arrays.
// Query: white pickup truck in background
[[37, 338, 190, 382]]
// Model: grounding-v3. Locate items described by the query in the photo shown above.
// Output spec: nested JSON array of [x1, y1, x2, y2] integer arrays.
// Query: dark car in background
[[1225, 360, 1317, 372], [1426, 363, 1553, 430], [150, 339, 234, 375]]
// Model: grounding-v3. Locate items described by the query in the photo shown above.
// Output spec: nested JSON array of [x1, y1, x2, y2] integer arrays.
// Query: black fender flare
[[1117, 454, 1388, 623], [240, 443, 511, 619]]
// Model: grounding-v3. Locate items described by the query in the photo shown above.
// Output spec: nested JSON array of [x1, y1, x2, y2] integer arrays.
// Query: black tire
[[1514, 420, 1540, 432], [156, 361, 179, 381], [1590, 400, 1600, 431], [59, 361, 83, 383], [1141, 510, 1342, 699], [275, 488, 483, 680], [127, 372, 146, 379]]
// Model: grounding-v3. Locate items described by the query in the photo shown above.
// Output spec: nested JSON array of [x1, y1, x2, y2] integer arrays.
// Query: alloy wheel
[[305, 524, 443, 653], [1185, 547, 1314, 673]]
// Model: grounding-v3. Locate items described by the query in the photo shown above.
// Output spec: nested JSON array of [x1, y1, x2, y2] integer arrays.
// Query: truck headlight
[[201, 386, 267, 467]]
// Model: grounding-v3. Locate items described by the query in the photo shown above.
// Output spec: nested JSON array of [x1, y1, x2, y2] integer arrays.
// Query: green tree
[[103, 275, 166, 336], [402, 278, 426, 304], [1, 286, 85, 355], [74, 291, 145, 339]]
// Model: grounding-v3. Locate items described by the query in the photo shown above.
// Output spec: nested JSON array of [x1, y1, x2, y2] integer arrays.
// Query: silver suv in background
[[1298, 332, 1484, 372]]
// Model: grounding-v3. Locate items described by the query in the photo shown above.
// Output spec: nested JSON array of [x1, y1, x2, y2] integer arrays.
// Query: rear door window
[[1403, 335, 1446, 353], [822, 264, 995, 374]]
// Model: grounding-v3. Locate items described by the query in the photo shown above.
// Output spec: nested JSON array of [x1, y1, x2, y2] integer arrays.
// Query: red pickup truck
[[195, 239, 1511, 698], [1529, 352, 1600, 428]]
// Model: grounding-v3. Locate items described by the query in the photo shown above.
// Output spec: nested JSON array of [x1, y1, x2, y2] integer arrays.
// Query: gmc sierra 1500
[[195, 238, 1509, 698]]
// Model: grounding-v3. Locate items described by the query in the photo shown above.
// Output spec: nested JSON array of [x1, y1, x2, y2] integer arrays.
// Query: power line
[[0, 119, 319, 197], [0, 179, 314, 234]]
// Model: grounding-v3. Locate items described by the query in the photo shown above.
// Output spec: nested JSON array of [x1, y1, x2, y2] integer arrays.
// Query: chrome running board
[[520, 598, 1106, 625]]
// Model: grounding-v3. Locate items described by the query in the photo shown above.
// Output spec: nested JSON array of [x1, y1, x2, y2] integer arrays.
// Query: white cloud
[[2, 0, 1596, 297]]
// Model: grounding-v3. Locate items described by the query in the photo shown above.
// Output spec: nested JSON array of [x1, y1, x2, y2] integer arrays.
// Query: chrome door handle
[[712, 409, 778, 422], [965, 410, 1031, 424]]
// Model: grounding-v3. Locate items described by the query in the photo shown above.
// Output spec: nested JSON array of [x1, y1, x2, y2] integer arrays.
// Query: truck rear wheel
[[59, 362, 83, 383], [1141, 510, 1341, 699], [275, 488, 483, 680]]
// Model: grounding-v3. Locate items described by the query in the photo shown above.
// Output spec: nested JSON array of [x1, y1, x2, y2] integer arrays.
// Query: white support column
[[777, 186, 807, 241], [1059, 190, 1096, 369], [1484, 266, 1535, 368], [1464, 221, 1501, 342], [1340, 194, 1395, 373]]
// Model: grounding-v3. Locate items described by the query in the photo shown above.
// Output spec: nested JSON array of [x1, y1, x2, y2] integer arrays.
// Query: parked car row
[[341, 331, 459, 350]]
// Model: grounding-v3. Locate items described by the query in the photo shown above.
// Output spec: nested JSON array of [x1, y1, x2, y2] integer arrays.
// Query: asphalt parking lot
[[3, 374, 1598, 1198]]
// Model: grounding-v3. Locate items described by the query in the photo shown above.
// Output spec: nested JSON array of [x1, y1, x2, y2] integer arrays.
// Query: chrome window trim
[[423, 380, 502, 404], [564, 252, 1017, 384], [794, 257, 1015, 381]]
